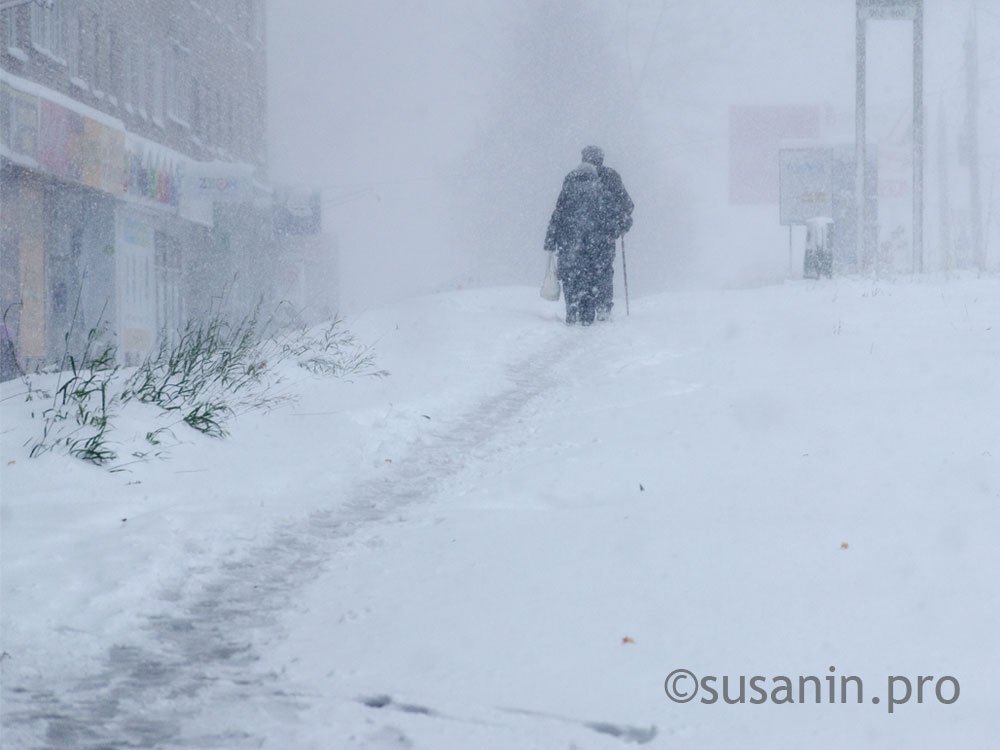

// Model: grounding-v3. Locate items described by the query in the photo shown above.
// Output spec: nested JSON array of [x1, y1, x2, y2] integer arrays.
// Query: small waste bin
[[803, 217, 833, 279]]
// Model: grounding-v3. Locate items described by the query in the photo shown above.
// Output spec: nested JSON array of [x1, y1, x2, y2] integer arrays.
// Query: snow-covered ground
[[2, 277, 998, 748]]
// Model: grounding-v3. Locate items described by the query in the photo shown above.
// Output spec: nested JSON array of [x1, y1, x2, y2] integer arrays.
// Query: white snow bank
[[3, 277, 999, 748]]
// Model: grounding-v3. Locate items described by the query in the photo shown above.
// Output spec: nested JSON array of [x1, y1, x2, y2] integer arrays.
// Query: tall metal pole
[[788, 225, 794, 277], [913, 0, 924, 273], [937, 107, 952, 269], [855, 1, 867, 273], [620, 236, 630, 316], [965, 4, 983, 269]]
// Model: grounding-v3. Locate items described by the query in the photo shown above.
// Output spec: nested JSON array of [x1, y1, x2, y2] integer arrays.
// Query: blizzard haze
[[270, 0, 999, 307], [6, 1, 1000, 746]]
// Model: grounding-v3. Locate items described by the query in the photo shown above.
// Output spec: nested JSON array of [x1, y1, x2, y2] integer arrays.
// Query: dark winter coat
[[544, 162, 633, 279], [596, 165, 634, 237]]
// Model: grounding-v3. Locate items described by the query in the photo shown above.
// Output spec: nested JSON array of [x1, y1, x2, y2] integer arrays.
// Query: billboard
[[778, 148, 833, 225], [729, 105, 824, 205], [779, 144, 879, 270], [858, 0, 919, 20]]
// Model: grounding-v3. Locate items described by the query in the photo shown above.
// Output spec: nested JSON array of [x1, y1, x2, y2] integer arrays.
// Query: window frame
[[148, 45, 164, 126], [3, 8, 21, 53], [30, 0, 67, 63], [165, 39, 191, 127]]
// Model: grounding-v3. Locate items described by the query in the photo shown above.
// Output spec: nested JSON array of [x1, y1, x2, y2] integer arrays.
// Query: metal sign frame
[[859, 0, 918, 20], [856, 0, 923, 272]]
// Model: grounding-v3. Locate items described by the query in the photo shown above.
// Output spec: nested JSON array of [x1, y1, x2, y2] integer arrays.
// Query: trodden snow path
[[3, 279, 1000, 748], [0, 292, 611, 748], [7, 362, 547, 745]]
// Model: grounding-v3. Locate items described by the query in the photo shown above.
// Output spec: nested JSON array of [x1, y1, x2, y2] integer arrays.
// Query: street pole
[[855, 1, 867, 274], [913, 0, 924, 273], [984, 164, 996, 269], [789, 225, 793, 278], [856, 0, 923, 275], [621, 237, 630, 317], [965, 4, 983, 269], [937, 107, 952, 270]]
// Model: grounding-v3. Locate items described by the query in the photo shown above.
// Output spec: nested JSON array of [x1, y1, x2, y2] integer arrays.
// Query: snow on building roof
[[0, 69, 124, 133]]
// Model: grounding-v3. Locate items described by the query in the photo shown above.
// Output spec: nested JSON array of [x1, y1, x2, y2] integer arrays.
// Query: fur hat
[[581, 146, 604, 167]]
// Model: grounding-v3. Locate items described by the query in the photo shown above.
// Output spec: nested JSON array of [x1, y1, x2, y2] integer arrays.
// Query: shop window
[[0, 228, 20, 345], [52, 280, 67, 316], [154, 232, 183, 335], [70, 228, 82, 260]]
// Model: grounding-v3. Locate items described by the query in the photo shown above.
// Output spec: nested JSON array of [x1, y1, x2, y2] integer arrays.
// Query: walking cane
[[621, 236, 631, 316]]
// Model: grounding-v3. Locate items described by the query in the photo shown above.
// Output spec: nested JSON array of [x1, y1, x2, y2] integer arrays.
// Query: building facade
[[1, 0, 272, 373]]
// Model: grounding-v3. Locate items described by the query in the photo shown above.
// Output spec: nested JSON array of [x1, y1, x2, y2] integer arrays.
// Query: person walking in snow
[[544, 146, 633, 325]]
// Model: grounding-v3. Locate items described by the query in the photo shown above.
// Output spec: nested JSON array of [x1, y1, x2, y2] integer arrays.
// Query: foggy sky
[[268, 0, 1000, 311]]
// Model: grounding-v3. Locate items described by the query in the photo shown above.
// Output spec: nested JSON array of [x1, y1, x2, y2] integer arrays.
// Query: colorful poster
[[38, 98, 85, 182], [2, 79, 125, 195], [125, 144, 179, 206], [81, 118, 125, 194], [36, 97, 125, 195]]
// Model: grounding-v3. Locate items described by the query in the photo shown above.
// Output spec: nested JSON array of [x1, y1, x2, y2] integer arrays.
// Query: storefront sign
[[181, 161, 254, 203], [1, 76, 124, 194], [273, 186, 321, 235], [125, 144, 179, 206], [81, 118, 125, 194], [38, 99, 84, 183], [36, 98, 124, 194]]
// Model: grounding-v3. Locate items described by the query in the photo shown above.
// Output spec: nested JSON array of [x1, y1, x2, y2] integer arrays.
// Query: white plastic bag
[[540, 253, 561, 301]]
